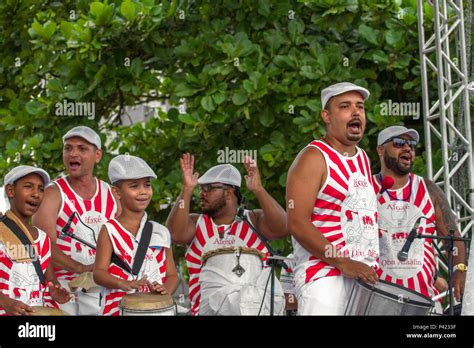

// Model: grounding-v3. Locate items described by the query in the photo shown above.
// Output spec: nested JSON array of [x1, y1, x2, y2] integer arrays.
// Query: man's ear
[[5, 184, 14, 199], [95, 148, 103, 164], [376, 145, 384, 158], [321, 109, 330, 125]]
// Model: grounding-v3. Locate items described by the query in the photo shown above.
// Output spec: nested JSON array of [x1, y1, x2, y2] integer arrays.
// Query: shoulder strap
[[0, 215, 46, 286], [131, 221, 153, 276]]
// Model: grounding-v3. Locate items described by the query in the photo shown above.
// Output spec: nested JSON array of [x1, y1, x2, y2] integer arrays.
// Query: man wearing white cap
[[33, 126, 118, 315], [287, 82, 379, 315], [167, 154, 287, 315], [373, 125, 467, 308]]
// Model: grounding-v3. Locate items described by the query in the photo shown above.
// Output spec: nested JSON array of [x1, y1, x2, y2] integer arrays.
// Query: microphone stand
[[415, 230, 471, 316], [239, 212, 288, 316]]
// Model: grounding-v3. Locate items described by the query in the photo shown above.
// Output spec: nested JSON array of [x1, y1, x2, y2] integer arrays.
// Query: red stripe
[[311, 214, 341, 222], [422, 201, 433, 216], [347, 159, 357, 173], [111, 234, 132, 265], [396, 279, 403, 286], [56, 178, 84, 215], [413, 178, 426, 207], [196, 226, 205, 248], [94, 181, 102, 212], [416, 271, 428, 295], [328, 170, 348, 191], [0, 270, 9, 281], [109, 220, 134, 250], [408, 277, 415, 289], [247, 233, 257, 248], [189, 284, 201, 300], [326, 232, 343, 243], [189, 243, 202, 258], [305, 261, 328, 282], [322, 184, 346, 202], [362, 152, 372, 183], [105, 188, 115, 220], [239, 223, 250, 241], [318, 225, 341, 233], [229, 223, 238, 236], [204, 215, 214, 239], [186, 254, 201, 266], [187, 266, 200, 275], [313, 141, 350, 179], [315, 199, 342, 212], [356, 155, 365, 176]]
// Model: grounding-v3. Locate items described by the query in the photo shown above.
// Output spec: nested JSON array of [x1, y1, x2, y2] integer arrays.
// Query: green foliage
[[0, 0, 442, 261]]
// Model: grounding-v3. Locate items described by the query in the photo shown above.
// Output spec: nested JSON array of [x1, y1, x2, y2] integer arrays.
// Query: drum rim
[[358, 279, 434, 308], [119, 304, 176, 313]]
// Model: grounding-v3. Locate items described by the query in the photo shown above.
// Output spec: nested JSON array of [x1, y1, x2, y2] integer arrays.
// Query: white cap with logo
[[3, 165, 50, 186], [197, 164, 241, 188], [321, 82, 370, 109], [108, 154, 157, 184], [63, 126, 101, 149], [377, 125, 420, 145]]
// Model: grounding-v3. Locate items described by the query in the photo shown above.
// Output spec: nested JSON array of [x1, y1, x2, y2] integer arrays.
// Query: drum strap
[[131, 221, 153, 276], [0, 215, 46, 286]]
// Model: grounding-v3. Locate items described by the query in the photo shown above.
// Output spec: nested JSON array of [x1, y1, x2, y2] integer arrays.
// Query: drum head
[[120, 293, 174, 311], [69, 272, 97, 291], [358, 279, 433, 307], [31, 307, 69, 316]]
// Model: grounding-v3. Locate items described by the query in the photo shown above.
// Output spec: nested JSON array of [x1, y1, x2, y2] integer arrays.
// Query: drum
[[69, 272, 99, 293], [345, 279, 434, 315], [119, 293, 176, 316], [30, 307, 69, 316]]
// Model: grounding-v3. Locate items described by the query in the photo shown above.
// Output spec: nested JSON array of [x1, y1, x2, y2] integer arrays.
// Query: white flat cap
[[3, 165, 50, 186], [63, 126, 101, 149], [198, 164, 241, 187], [321, 82, 370, 109], [108, 154, 157, 184], [378, 126, 420, 145]]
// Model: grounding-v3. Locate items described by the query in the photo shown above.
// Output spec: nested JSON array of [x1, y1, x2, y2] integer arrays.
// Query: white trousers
[[296, 276, 356, 315]]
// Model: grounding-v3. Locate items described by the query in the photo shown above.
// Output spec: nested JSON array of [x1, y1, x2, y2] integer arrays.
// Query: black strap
[[131, 221, 153, 276], [111, 253, 132, 274], [0, 215, 46, 286]]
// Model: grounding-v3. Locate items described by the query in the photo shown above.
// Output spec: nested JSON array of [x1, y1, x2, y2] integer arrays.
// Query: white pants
[[296, 276, 356, 315], [58, 279, 101, 316]]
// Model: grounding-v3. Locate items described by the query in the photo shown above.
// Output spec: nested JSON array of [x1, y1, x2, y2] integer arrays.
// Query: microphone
[[397, 216, 422, 261], [235, 203, 245, 223], [60, 212, 76, 239], [380, 175, 394, 195]]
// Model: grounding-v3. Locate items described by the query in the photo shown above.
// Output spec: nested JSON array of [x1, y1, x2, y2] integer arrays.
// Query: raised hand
[[243, 155, 263, 194], [180, 153, 199, 190]]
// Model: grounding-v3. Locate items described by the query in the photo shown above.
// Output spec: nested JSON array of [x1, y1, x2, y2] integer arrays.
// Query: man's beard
[[201, 195, 227, 217], [383, 150, 411, 175]]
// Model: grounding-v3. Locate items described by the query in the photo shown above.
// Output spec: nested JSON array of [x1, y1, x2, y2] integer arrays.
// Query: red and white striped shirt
[[374, 173, 438, 298], [0, 228, 57, 315], [54, 177, 117, 281], [292, 141, 379, 291], [100, 213, 170, 316], [185, 210, 268, 316]]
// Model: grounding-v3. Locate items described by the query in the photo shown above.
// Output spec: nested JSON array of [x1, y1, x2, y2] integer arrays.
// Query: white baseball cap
[[198, 164, 241, 188], [63, 126, 101, 149], [3, 165, 50, 186], [321, 82, 370, 109], [108, 154, 157, 184], [377, 126, 420, 145]]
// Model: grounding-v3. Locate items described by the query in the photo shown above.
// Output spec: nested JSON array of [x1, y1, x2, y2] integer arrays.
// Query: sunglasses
[[384, 137, 418, 151], [199, 184, 231, 193]]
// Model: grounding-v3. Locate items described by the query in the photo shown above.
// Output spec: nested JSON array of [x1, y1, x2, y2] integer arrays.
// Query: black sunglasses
[[384, 137, 418, 150], [199, 184, 231, 193]]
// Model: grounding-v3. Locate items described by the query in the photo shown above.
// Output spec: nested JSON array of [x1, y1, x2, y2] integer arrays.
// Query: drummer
[[373, 126, 467, 305], [0, 166, 70, 315], [286, 82, 379, 315], [166, 154, 288, 315], [33, 126, 118, 315], [93, 155, 179, 316]]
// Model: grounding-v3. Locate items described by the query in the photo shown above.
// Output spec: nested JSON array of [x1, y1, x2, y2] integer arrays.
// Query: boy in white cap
[[93, 155, 179, 315], [167, 154, 287, 315], [287, 82, 379, 315], [0, 166, 70, 315], [33, 125, 118, 315], [373, 125, 467, 310]]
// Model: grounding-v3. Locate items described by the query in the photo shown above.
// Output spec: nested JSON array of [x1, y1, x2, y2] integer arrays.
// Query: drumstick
[[431, 288, 454, 302]]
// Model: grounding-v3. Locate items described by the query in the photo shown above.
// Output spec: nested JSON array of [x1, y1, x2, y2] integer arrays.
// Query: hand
[[243, 155, 263, 194], [47, 282, 71, 304], [180, 153, 199, 190], [453, 271, 466, 301], [336, 258, 378, 284], [434, 275, 449, 293], [147, 281, 168, 294], [2, 298, 34, 316], [78, 263, 94, 274], [117, 276, 148, 291]]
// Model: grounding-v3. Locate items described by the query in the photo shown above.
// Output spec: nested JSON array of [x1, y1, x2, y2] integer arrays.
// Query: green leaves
[[120, 0, 139, 21], [358, 24, 380, 45], [90, 2, 114, 25]]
